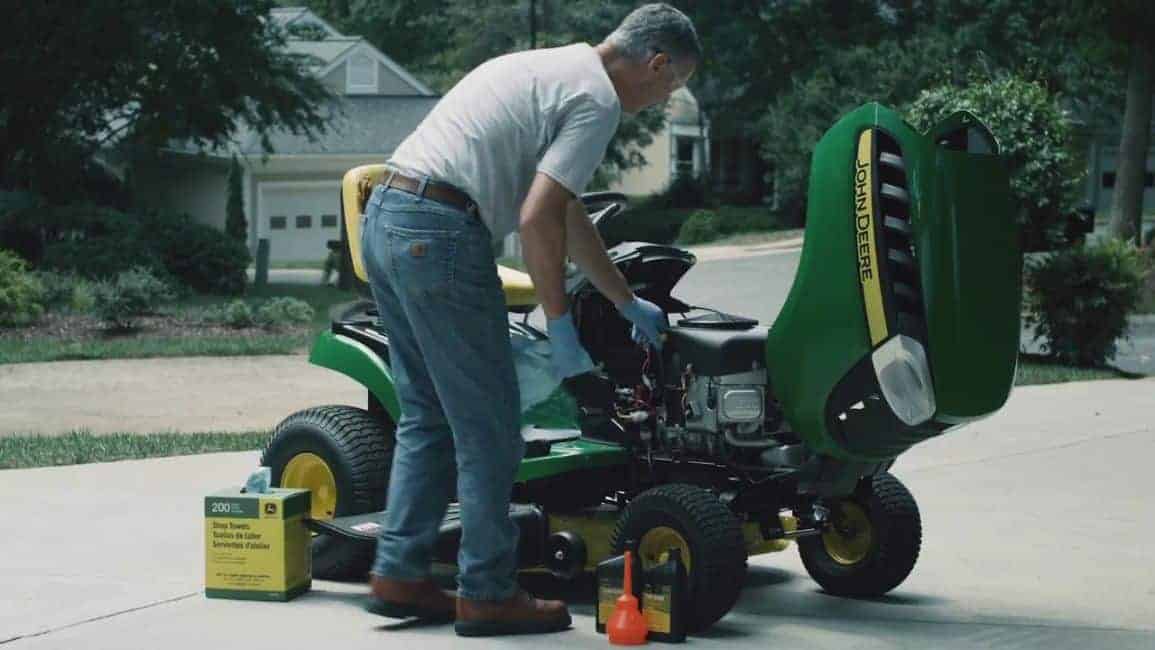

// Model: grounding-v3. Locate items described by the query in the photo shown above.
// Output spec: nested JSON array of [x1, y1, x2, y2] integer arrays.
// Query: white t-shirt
[[387, 43, 622, 242]]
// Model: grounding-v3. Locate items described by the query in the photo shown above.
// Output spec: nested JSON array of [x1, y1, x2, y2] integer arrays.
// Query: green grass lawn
[[0, 430, 272, 470], [268, 260, 326, 270], [0, 334, 311, 364], [1014, 354, 1141, 386]]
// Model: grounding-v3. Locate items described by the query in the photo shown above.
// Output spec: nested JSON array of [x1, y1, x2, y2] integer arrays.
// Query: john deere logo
[[855, 130, 888, 345], [264, 503, 278, 515]]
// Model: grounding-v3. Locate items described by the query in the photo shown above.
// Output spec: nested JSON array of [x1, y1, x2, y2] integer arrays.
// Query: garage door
[[260, 182, 342, 263]]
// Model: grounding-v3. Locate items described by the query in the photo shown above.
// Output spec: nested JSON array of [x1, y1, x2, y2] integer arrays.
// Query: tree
[[307, 0, 664, 178], [1100, 1, 1155, 243], [907, 75, 1082, 250], [0, 1, 332, 196], [226, 157, 248, 243]]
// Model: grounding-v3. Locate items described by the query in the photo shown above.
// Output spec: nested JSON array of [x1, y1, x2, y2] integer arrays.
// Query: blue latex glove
[[616, 295, 667, 350], [546, 310, 596, 379]]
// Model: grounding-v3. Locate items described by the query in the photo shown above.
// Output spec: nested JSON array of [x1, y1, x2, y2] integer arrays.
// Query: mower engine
[[653, 315, 786, 458], [568, 308, 793, 466]]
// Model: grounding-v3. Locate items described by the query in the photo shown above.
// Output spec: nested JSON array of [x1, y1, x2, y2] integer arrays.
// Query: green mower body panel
[[310, 329, 401, 418], [766, 104, 1020, 462], [309, 329, 628, 482]]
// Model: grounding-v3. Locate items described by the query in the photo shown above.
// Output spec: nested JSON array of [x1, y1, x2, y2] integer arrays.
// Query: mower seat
[[341, 164, 539, 309]]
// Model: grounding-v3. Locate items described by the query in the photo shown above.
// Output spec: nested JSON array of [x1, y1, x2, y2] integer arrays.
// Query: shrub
[[907, 75, 1082, 252], [39, 206, 249, 295], [42, 234, 168, 281], [651, 173, 712, 210], [1024, 239, 1145, 366], [677, 210, 721, 244], [33, 270, 98, 313], [675, 206, 783, 245], [210, 299, 256, 328], [256, 297, 314, 329], [0, 249, 44, 326], [714, 205, 780, 234], [600, 204, 691, 248], [142, 213, 251, 296], [92, 267, 175, 330]]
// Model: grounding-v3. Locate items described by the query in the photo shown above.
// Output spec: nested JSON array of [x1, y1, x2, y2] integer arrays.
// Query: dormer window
[[346, 50, 378, 94]]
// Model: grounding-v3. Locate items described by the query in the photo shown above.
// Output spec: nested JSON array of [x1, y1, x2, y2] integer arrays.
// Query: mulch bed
[[0, 311, 310, 344]]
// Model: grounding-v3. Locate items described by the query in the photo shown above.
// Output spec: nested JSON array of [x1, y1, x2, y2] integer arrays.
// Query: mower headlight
[[872, 335, 935, 426]]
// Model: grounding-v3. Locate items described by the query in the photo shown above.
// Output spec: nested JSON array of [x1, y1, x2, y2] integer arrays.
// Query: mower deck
[[308, 503, 552, 568]]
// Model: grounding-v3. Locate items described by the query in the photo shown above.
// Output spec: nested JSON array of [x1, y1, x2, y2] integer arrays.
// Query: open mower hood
[[766, 103, 1020, 462]]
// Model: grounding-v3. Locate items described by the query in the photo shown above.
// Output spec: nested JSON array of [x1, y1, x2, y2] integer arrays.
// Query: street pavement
[[674, 248, 1155, 376], [1, 377, 1152, 649]]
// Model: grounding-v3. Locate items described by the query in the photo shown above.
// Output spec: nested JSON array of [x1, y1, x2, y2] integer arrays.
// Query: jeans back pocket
[[385, 225, 456, 298]]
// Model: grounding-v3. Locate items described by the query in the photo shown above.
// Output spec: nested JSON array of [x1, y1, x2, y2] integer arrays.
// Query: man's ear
[[649, 51, 670, 74]]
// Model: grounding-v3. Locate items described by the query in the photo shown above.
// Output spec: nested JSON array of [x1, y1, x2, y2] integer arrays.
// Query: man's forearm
[[520, 208, 570, 319], [564, 200, 632, 306]]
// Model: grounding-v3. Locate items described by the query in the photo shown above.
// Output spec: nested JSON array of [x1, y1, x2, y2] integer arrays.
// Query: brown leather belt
[[380, 169, 479, 218]]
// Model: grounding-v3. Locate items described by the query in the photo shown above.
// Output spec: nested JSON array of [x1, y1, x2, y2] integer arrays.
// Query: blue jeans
[[360, 182, 524, 601]]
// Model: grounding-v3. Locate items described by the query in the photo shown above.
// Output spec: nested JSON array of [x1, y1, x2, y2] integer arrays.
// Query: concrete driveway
[[1, 377, 1153, 649]]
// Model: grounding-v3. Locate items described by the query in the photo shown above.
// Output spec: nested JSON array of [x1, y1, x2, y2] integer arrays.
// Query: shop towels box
[[204, 487, 311, 601]]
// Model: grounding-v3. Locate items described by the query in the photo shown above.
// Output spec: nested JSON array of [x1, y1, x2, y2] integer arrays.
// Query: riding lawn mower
[[260, 103, 1019, 632]]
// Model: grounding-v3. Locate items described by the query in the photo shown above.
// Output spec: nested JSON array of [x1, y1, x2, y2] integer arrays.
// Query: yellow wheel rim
[[822, 501, 873, 565], [282, 453, 338, 520], [638, 526, 692, 572]]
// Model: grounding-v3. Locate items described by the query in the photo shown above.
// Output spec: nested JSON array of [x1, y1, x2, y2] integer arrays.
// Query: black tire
[[610, 484, 747, 633], [798, 472, 921, 597], [261, 405, 394, 581]]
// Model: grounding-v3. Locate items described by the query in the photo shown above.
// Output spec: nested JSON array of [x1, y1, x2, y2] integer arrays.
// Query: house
[[1083, 126, 1155, 222], [607, 87, 710, 196], [132, 7, 439, 264]]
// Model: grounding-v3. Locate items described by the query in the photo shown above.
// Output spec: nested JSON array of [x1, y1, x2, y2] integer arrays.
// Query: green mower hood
[[766, 103, 1021, 462]]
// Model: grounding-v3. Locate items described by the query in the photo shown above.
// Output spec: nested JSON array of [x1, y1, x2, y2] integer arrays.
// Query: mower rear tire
[[610, 484, 747, 633], [798, 472, 921, 597], [262, 405, 393, 581]]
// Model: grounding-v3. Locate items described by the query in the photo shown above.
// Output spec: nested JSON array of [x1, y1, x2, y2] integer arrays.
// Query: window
[[321, 214, 338, 228], [270, 216, 287, 230], [1103, 171, 1155, 188], [296, 215, 312, 229], [346, 52, 377, 94], [675, 136, 696, 177]]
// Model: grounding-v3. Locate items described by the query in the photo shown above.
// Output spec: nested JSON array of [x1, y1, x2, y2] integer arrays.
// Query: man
[[359, 3, 700, 637]]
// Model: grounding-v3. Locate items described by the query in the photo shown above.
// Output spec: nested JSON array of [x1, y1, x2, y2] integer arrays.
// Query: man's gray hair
[[605, 4, 701, 65]]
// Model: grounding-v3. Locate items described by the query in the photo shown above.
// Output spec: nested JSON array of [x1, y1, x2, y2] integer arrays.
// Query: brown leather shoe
[[454, 589, 572, 637], [365, 575, 456, 621]]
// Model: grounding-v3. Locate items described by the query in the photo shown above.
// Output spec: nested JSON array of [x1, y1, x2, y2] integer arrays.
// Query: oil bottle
[[596, 539, 642, 633], [641, 547, 687, 643]]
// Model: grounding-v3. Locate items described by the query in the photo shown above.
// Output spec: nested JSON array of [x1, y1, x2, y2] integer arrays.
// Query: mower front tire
[[262, 405, 393, 581], [798, 472, 921, 597]]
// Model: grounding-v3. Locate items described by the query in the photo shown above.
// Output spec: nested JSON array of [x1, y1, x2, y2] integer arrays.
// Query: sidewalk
[[1, 378, 1153, 648]]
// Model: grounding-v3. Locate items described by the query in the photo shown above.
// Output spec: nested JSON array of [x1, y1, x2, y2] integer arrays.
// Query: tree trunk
[[1109, 41, 1154, 243]]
